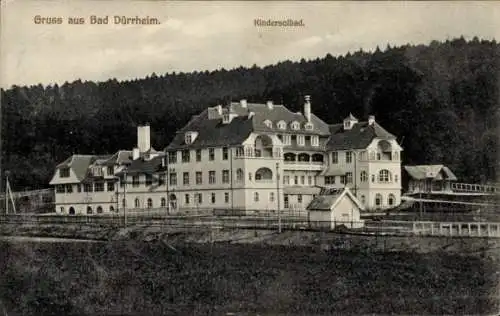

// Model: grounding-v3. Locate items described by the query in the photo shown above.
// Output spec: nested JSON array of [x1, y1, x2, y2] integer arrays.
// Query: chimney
[[217, 105, 223, 115], [304, 95, 311, 122], [368, 115, 375, 126], [137, 125, 151, 152], [248, 111, 255, 119], [266, 100, 274, 110], [240, 99, 247, 108], [132, 147, 140, 160]]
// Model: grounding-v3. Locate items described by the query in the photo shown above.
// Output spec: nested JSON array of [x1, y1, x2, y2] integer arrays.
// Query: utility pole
[[5, 171, 9, 214], [123, 170, 127, 227], [276, 162, 281, 233]]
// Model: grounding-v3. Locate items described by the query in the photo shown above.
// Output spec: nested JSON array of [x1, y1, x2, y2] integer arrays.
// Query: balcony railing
[[284, 160, 324, 165]]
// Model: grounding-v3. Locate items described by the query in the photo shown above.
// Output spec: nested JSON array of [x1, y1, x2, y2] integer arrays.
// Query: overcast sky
[[1, 1, 499, 88]]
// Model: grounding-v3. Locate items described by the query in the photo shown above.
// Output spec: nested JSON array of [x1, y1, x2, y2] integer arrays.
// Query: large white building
[[50, 96, 403, 215]]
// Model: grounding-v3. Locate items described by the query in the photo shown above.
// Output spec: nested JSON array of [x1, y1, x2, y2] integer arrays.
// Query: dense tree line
[[1, 36, 498, 190]]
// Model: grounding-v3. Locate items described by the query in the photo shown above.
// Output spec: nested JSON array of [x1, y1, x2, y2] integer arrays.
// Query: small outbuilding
[[306, 187, 365, 229]]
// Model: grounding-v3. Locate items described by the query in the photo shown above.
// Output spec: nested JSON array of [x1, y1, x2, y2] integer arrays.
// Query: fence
[[1, 214, 500, 238]]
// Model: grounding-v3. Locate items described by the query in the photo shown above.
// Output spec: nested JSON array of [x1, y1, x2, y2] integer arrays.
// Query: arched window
[[236, 168, 244, 181], [378, 169, 391, 183], [135, 198, 140, 208], [360, 171, 368, 182], [161, 197, 166, 207], [284, 152, 296, 162], [96, 206, 103, 214], [87, 206, 93, 214], [69, 207, 75, 215], [254, 192, 259, 202], [298, 153, 310, 162], [388, 194, 396, 206], [277, 120, 287, 130], [147, 198, 153, 208], [109, 206, 115, 212], [264, 120, 273, 128], [375, 194, 383, 207], [255, 167, 273, 181]]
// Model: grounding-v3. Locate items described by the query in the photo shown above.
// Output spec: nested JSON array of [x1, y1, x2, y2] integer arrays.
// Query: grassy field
[[0, 239, 499, 316]]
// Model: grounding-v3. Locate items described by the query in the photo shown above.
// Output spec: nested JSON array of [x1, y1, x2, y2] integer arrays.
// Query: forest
[[1, 36, 498, 190]]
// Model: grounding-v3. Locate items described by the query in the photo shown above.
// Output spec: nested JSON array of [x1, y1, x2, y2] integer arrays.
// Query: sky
[[1, 1, 499, 88]]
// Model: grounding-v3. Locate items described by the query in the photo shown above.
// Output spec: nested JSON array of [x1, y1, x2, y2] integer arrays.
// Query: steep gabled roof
[[404, 165, 458, 181], [53, 155, 95, 182], [326, 121, 396, 150], [307, 187, 364, 211]]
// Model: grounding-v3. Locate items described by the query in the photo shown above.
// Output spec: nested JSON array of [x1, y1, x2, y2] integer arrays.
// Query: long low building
[[49, 95, 403, 215]]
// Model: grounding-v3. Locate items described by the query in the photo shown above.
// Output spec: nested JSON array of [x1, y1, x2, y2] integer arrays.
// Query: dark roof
[[116, 155, 166, 176], [307, 194, 342, 210], [166, 109, 254, 150], [325, 121, 396, 150]]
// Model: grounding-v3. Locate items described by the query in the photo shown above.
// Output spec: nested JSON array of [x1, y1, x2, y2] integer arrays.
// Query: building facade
[[50, 96, 403, 214]]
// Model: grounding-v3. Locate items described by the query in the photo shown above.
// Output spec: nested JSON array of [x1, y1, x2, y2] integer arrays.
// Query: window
[[305, 122, 313, 130], [332, 152, 338, 164], [185, 194, 190, 205], [388, 194, 395, 206], [278, 120, 287, 130], [254, 192, 259, 202], [361, 195, 366, 204], [185, 133, 193, 144], [393, 151, 399, 161], [168, 151, 177, 164], [371, 174, 375, 183], [196, 171, 202, 185], [346, 172, 353, 184], [197, 193, 203, 204], [291, 121, 300, 130], [106, 166, 114, 176], [236, 147, 244, 157], [264, 120, 272, 128], [369, 151, 376, 160], [340, 176, 346, 184], [182, 150, 190, 163], [378, 169, 391, 183], [297, 135, 305, 146], [196, 149, 202, 162], [77, 184, 81, 192], [209, 171, 216, 184], [59, 168, 70, 178], [377, 153, 381, 160], [297, 194, 303, 203], [161, 198, 166, 207], [159, 174, 166, 186], [122, 199, 126, 207], [346, 151, 353, 163], [283, 175, 290, 185], [395, 175, 398, 183], [132, 175, 140, 187], [325, 176, 335, 185], [107, 181, 114, 191], [147, 198, 153, 208], [209, 148, 215, 161], [294, 176, 298, 185], [308, 176, 312, 185], [84, 183, 93, 192], [135, 198, 140, 208], [284, 195, 289, 208], [222, 147, 229, 160], [95, 182, 104, 192], [249, 173, 252, 181], [211, 193, 216, 204], [145, 174, 153, 186], [65, 184, 73, 193], [300, 176, 305, 185], [375, 194, 382, 207], [109, 206, 115, 212], [269, 192, 275, 202], [280, 134, 290, 145], [311, 135, 319, 146], [182, 172, 189, 185], [60, 207, 65, 214], [360, 171, 368, 182], [169, 172, 177, 186], [224, 192, 229, 203], [222, 170, 229, 183], [56, 185, 65, 193], [236, 168, 243, 182]]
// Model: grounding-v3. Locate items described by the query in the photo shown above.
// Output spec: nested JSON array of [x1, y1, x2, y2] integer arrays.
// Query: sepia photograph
[[0, 1, 499, 315]]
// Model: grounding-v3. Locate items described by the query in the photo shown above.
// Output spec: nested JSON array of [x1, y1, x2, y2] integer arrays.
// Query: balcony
[[282, 152, 325, 171]]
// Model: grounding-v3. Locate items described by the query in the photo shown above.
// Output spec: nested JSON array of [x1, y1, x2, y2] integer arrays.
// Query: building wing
[[326, 121, 396, 150]]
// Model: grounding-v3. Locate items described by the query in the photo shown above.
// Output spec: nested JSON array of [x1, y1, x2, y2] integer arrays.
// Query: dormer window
[[222, 114, 230, 124], [343, 113, 358, 130], [59, 168, 70, 178], [185, 131, 198, 144], [264, 120, 273, 128], [304, 122, 313, 130], [277, 120, 287, 130], [291, 121, 300, 130]]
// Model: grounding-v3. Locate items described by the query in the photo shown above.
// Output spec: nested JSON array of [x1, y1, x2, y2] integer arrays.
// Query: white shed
[[306, 188, 365, 229]]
